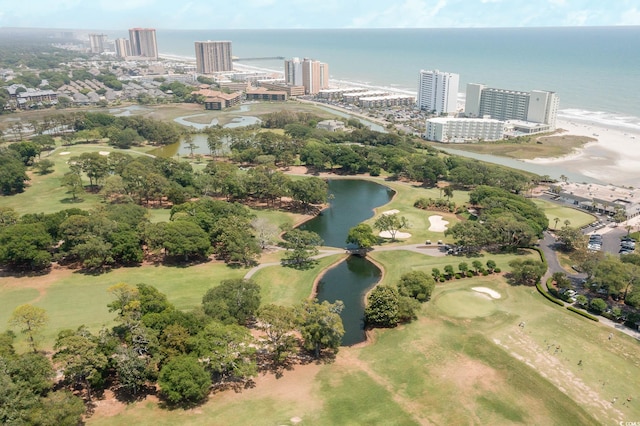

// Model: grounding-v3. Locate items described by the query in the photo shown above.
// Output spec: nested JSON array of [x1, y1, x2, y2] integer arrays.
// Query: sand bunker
[[428, 215, 449, 232], [472, 287, 501, 299], [99, 151, 110, 156], [382, 209, 400, 216], [59, 151, 71, 156], [378, 231, 411, 239]]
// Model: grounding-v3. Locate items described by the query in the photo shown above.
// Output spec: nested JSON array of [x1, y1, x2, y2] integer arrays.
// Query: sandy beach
[[526, 119, 640, 187]]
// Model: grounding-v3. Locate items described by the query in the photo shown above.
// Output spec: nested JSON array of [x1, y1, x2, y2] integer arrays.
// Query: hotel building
[[195, 41, 233, 74], [424, 117, 505, 143], [285, 58, 327, 95], [464, 84, 559, 129], [417, 70, 459, 115], [114, 38, 131, 59], [89, 34, 107, 54], [128, 28, 158, 59]]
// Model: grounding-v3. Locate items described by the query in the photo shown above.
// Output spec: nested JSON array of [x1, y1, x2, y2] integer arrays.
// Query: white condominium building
[[285, 57, 329, 94], [114, 38, 131, 59], [417, 70, 459, 115], [465, 83, 559, 129], [195, 41, 233, 74], [89, 34, 107, 54], [284, 57, 303, 86], [425, 117, 505, 143]]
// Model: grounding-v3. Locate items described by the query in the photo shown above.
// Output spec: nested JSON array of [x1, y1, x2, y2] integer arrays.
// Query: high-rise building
[[194, 41, 233, 74], [114, 38, 131, 59], [300, 58, 329, 95], [89, 34, 107, 54], [464, 84, 559, 128], [284, 57, 303, 86], [417, 70, 459, 115], [128, 28, 158, 59]]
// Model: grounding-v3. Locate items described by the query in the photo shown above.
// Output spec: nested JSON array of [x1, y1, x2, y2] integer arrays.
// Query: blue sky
[[1, 0, 639, 30]]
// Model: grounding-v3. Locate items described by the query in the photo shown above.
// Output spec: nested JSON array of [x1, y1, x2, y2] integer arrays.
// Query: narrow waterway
[[299, 179, 393, 345]]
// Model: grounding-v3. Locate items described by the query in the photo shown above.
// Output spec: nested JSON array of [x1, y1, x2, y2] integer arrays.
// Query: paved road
[[538, 232, 640, 341]]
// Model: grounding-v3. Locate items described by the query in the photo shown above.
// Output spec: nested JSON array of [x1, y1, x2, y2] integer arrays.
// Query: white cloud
[[349, 0, 450, 28], [548, 0, 566, 6], [98, 0, 154, 11], [564, 10, 591, 26], [618, 7, 640, 25]]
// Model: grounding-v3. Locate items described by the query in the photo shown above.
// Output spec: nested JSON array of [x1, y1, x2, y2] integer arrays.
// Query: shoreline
[[525, 119, 640, 187]]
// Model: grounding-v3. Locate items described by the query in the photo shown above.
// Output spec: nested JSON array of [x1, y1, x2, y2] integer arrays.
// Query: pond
[[298, 179, 394, 345]]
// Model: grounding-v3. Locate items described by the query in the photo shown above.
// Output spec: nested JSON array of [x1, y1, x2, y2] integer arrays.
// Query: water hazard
[[299, 179, 393, 345]]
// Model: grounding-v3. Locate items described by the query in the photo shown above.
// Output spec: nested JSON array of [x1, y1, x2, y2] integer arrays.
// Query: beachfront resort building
[[417, 70, 459, 115], [195, 41, 233, 74], [114, 38, 132, 59], [283, 57, 328, 95], [88, 34, 107, 54], [555, 182, 640, 219], [128, 28, 158, 59], [464, 83, 559, 130], [424, 117, 505, 143]]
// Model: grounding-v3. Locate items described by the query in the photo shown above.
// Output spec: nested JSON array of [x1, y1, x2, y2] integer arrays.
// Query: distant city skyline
[[0, 0, 638, 30]]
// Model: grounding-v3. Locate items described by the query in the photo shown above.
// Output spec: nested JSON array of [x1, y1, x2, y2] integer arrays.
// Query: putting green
[[435, 290, 498, 318]]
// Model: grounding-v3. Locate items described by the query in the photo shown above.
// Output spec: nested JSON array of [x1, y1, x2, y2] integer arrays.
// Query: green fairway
[[532, 198, 595, 229], [435, 289, 498, 318]]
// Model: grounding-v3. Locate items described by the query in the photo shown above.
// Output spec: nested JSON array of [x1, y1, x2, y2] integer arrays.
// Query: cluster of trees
[[4, 281, 345, 410], [431, 259, 499, 282], [0, 148, 29, 194], [364, 271, 435, 328], [446, 186, 548, 252], [590, 254, 640, 307]]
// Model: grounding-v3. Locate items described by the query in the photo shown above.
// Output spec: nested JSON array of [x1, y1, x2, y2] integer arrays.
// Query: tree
[[202, 279, 261, 325], [508, 259, 546, 286], [471, 260, 484, 274], [346, 223, 378, 250], [62, 171, 83, 201], [288, 177, 328, 211], [443, 185, 454, 200], [397, 271, 435, 302], [257, 304, 297, 365], [33, 159, 54, 175], [53, 328, 109, 401], [589, 298, 607, 314], [444, 264, 455, 279], [374, 213, 408, 242], [365, 285, 400, 327], [251, 217, 278, 249], [146, 221, 211, 261], [158, 355, 211, 405], [0, 149, 29, 194], [486, 259, 497, 272], [212, 217, 261, 266], [296, 299, 344, 359], [189, 322, 257, 383], [575, 294, 588, 307], [9, 304, 48, 353], [28, 390, 85, 426], [281, 229, 323, 268], [114, 346, 149, 396], [0, 223, 52, 271], [556, 226, 586, 252], [458, 262, 469, 275]]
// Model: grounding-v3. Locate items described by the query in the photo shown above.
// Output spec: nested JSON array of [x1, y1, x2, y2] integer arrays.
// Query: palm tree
[[554, 217, 560, 229]]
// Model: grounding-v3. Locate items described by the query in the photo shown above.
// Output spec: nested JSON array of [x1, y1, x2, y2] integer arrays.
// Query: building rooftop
[[427, 117, 504, 124], [559, 182, 640, 205]]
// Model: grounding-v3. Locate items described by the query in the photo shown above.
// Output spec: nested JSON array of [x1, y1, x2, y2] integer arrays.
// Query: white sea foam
[[558, 109, 640, 132]]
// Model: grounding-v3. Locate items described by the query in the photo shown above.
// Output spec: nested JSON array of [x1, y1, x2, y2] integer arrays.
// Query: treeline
[[0, 163, 328, 271], [2, 281, 345, 418], [445, 186, 549, 252]]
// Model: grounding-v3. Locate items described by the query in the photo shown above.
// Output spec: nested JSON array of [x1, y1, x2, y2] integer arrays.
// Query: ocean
[[103, 27, 640, 131]]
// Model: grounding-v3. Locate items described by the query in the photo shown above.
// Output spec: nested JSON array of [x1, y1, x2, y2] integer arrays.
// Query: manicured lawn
[[0, 262, 246, 351], [532, 198, 595, 229], [251, 254, 346, 306]]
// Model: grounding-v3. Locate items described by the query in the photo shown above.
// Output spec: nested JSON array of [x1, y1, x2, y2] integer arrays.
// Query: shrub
[[536, 282, 564, 306], [482, 270, 489, 276], [439, 277, 445, 283], [494, 267, 501, 273], [466, 271, 474, 278], [454, 273, 462, 279], [589, 298, 607, 314], [567, 306, 599, 322]]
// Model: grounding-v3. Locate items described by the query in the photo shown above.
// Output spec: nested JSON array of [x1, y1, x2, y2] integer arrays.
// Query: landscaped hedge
[[566, 306, 600, 322], [529, 246, 548, 269], [536, 282, 564, 306]]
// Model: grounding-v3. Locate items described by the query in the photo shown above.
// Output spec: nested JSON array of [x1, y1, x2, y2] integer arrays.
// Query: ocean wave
[[558, 109, 640, 132]]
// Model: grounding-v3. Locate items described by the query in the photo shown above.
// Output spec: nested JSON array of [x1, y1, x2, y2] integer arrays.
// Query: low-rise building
[[245, 87, 287, 101], [256, 81, 305, 97], [359, 94, 415, 108], [425, 117, 505, 143], [556, 182, 640, 219], [192, 88, 242, 110], [316, 119, 346, 132]]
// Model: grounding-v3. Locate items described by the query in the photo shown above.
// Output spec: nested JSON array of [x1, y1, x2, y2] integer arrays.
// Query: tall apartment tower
[[284, 57, 303, 86], [301, 58, 329, 95], [114, 38, 131, 59], [89, 34, 107, 54], [464, 84, 559, 128], [128, 28, 158, 59], [417, 70, 459, 115], [195, 41, 233, 74]]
